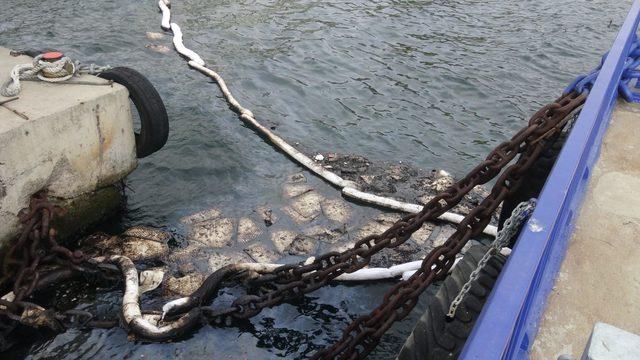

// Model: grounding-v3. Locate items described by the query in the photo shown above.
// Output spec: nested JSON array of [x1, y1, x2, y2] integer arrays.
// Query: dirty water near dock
[[0, 0, 630, 358]]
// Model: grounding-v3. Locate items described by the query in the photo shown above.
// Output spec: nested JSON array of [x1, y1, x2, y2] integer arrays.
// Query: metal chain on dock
[[446, 199, 536, 319]]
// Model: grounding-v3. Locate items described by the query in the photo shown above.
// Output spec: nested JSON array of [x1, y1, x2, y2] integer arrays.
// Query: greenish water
[[0, 0, 631, 358]]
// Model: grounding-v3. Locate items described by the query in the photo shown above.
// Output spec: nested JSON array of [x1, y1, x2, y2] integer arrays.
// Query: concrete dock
[[531, 101, 640, 359], [0, 47, 137, 245]]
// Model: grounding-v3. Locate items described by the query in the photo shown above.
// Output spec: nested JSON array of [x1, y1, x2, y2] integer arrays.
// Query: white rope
[[171, 24, 205, 66], [1, 55, 72, 96], [156, 2, 497, 237], [342, 187, 498, 236], [0, 54, 112, 97], [188, 61, 359, 189], [92, 255, 202, 339], [158, 0, 171, 31]]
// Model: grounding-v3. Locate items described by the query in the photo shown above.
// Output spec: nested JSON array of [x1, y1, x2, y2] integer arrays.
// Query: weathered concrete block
[[0, 47, 137, 245], [581, 323, 640, 360]]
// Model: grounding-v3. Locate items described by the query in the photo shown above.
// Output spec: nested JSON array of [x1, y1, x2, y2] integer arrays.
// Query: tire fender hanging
[[397, 245, 507, 360], [98, 67, 169, 158]]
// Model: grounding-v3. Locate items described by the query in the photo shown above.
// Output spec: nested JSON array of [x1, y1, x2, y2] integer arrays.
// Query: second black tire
[[397, 245, 507, 360], [98, 67, 169, 158], [497, 130, 569, 233]]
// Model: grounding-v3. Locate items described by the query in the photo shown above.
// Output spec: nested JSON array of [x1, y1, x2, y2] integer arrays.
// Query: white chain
[[446, 199, 536, 318]]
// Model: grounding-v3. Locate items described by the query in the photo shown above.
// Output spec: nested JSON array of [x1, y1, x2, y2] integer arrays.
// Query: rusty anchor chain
[[0, 92, 585, 357], [315, 91, 584, 358], [155, 91, 585, 358], [1, 192, 83, 302], [0, 192, 116, 348]]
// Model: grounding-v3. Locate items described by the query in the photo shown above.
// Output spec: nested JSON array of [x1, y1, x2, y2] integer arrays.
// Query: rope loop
[[0, 53, 112, 97]]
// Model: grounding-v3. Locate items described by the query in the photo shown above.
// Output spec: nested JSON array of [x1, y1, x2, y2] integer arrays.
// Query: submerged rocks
[[303, 225, 344, 244], [164, 273, 204, 297], [430, 171, 455, 192], [285, 190, 324, 222], [258, 206, 278, 226], [80, 150, 498, 301], [287, 235, 317, 256], [282, 184, 313, 198], [370, 241, 422, 268], [180, 208, 221, 225], [237, 217, 262, 244], [91, 226, 170, 262], [286, 172, 306, 184], [122, 227, 171, 242], [120, 239, 168, 262], [208, 251, 252, 272], [244, 243, 279, 263], [189, 217, 235, 248], [145, 44, 171, 54], [320, 199, 351, 224], [410, 222, 436, 245], [146, 32, 164, 40], [270, 230, 297, 253], [121, 227, 170, 261], [145, 32, 169, 54], [433, 224, 457, 248]]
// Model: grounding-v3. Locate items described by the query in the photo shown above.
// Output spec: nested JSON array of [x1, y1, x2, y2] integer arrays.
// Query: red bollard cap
[[42, 51, 64, 60]]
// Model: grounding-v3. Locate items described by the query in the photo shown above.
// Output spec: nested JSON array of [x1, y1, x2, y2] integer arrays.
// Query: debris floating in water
[[146, 31, 165, 40], [145, 44, 171, 54], [314, 154, 324, 161]]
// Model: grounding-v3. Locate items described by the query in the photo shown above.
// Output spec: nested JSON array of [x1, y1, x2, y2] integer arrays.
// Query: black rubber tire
[[497, 130, 569, 234], [397, 245, 507, 360], [98, 67, 169, 158]]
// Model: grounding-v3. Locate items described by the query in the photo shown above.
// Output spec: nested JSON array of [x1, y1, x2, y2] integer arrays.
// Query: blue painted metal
[[565, 36, 640, 102], [460, 1, 640, 359]]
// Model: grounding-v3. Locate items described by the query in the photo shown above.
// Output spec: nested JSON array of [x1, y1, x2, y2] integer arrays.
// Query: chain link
[[56, 90, 581, 355], [1, 90, 586, 357], [446, 199, 536, 319], [0, 192, 91, 347], [308, 91, 585, 359], [160, 91, 586, 358]]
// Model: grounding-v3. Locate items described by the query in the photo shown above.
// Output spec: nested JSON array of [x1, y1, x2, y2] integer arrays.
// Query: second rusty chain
[[225, 91, 587, 359], [151, 2, 588, 357], [159, 91, 587, 357]]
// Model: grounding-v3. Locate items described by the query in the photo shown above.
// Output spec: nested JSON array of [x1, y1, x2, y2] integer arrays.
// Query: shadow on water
[[0, 0, 631, 358]]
